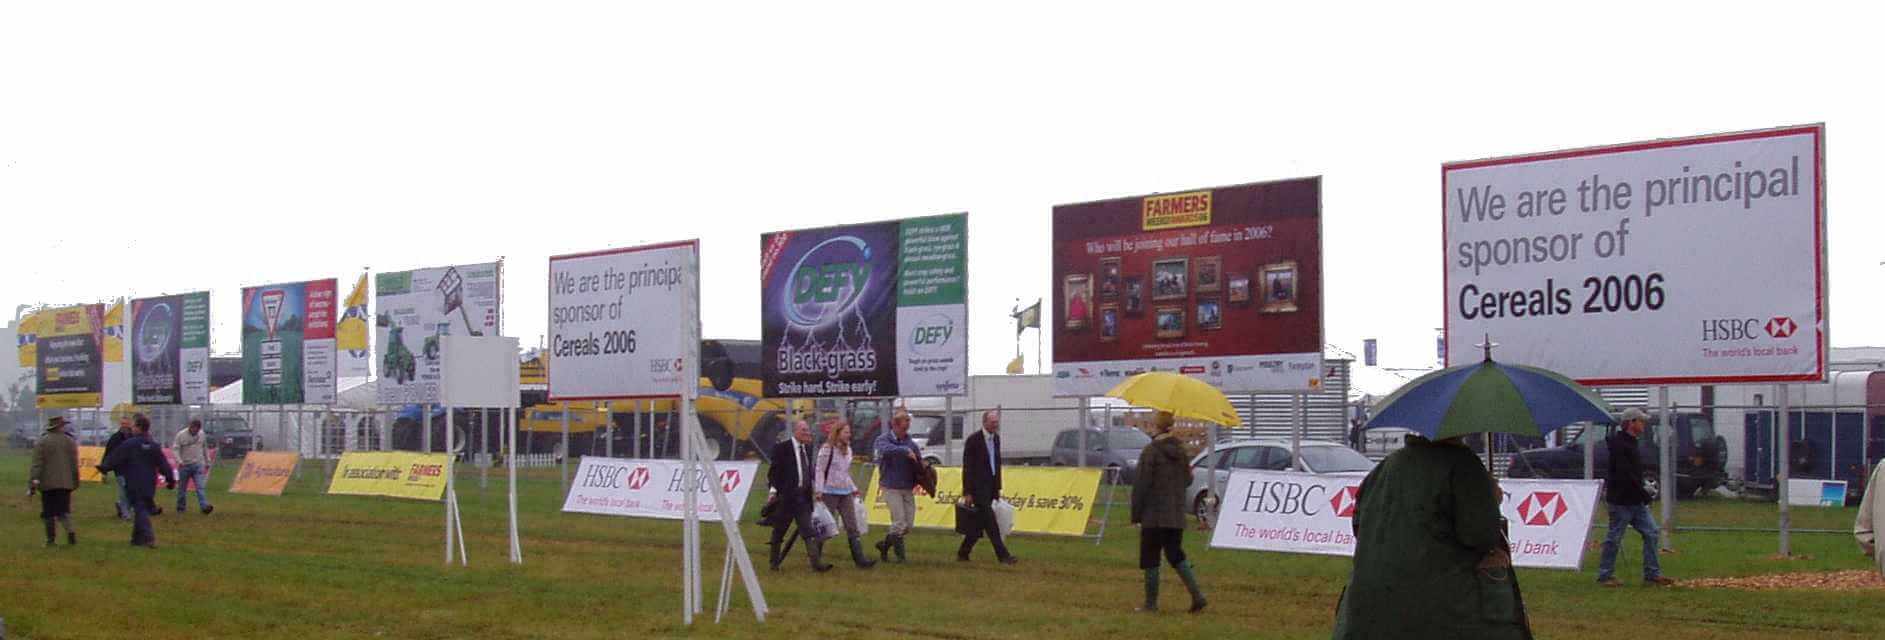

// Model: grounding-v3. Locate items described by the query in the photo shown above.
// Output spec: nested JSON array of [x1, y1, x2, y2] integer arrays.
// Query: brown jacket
[[1130, 434, 1191, 530], [31, 427, 81, 491]]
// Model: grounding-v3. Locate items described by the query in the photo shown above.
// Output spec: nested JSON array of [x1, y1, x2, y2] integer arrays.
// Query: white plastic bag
[[853, 496, 870, 537], [810, 502, 839, 540], [992, 499, 1015, 539]]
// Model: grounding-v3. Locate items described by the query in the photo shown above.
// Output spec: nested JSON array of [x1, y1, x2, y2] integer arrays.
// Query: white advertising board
[[562, 457, 759, 522], [547, 241, 695, 400], [375, 262, 501, 404], [1443, 126, 1825, 385], [1209, 470, 1601, 570]]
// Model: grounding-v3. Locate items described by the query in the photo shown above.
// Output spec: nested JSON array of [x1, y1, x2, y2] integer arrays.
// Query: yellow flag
[[16, 310, 41, 367], [336, 273, 370, 353], [103, 300, 125, 363], [1006, 354, 1025, 374]]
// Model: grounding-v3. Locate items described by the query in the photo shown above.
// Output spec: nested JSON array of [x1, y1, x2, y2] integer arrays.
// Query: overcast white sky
[[3, 2, 1877, 397]]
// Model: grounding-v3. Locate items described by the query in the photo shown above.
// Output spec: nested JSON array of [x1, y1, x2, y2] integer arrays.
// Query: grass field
[[2, 449, 1883, 639]]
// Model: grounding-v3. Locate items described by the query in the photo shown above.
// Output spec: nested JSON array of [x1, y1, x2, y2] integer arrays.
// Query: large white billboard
[[1443, 126, 1825, 385], [375, 262, 501, 404], [547, 241, 695, 400], [1209, 470, 1601, 570]]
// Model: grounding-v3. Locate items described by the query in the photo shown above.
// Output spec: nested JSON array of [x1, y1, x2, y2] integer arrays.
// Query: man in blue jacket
[[1596, 408, 1676, 586], [873, 407, 923, 563], [97, 414, 176, 548]]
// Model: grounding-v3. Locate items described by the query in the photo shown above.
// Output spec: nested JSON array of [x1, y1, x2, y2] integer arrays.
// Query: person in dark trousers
[[1331, 434, 1533, 639], [1129, 412, 1205, 613], [1596, 408, 1676, 586], [97, 414, 176, 548], [958, 409, 1017, 564], [765, 420, 831, 572], [29, 416, 82, 547], [102, 415, 136, 520]]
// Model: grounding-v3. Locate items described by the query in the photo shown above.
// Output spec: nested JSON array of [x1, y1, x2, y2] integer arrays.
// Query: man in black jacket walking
[[97, 414, 176, 548], [1596, 408, 1675, 586], [765, 420, 831, 572], [958, 410, 1017, 564], [102, 415, 136, 520]]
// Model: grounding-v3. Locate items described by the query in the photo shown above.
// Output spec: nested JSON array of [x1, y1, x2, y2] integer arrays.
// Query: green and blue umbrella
[[1365, 353, 1613, 441]]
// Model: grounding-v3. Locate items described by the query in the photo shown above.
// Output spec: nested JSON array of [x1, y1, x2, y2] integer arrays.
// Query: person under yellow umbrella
[[1105, 371, 1235, 614]]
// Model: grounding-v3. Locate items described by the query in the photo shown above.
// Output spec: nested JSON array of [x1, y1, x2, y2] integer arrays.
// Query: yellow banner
[[16, 310, 42, 367], [327, 451, 452, 501], [1142, 190, 1213, 230], [77, 446, 106, 483], [103, 301, 124, 363], [230, 451, 301, 496], [336, 273, 370, 353], [863, 466, 1104, 537]]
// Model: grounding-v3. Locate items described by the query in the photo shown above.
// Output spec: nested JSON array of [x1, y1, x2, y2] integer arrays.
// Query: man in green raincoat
[[1332, 435, 1532, 639]]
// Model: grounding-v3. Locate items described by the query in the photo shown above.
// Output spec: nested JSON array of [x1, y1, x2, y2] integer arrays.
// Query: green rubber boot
[[1137, 568, 1159, 612], [1175, 561, 1207, 613]]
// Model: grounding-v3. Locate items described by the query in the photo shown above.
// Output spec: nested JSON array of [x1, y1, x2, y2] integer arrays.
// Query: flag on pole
[[16, 310, 42, 367], [1014, 299, 1041, 337], [1006, 354, 1025, 374], [337, 272, 372, 377], [102, 300, 125, 363], [1363, 338, 1377, 367]]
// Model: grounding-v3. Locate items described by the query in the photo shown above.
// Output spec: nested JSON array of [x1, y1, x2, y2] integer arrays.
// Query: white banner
[[547, 241, 694, 400], [562, 457, 758, 522], [1443, 126, 1825, 385], [896, 304, 968, 396], [1209, 470, 1601, 570], [375, 262, 502, 404]]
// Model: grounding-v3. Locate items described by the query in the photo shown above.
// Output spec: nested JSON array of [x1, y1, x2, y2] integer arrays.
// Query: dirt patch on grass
[[1682, 570, 1884, 592]]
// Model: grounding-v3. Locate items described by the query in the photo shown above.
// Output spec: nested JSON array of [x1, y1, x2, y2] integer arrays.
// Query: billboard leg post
[[445, 404, 455, 565], [1658, 387, 1675, 551], [508, 407, 522, 564], [1778, 384, 1792, 557], [559, 402, 570, 494]]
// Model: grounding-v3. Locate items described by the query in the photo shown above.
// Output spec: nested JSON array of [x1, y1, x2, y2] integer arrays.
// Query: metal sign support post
[[446, 404, 455, 564], [480, 409, 489, 491], [678, 246, 764, 625], [604, 400, 614, 458], [1290, 393, 1304, 471], [559, 402, 570, 494], [1584, 421, 1596, 480], [1658, 387, 1674, 551], [1777, 384, 1792, 556], [507, 406, 523, 564], [943, 396, 955, 465], [1077, 397, 1089, 468]]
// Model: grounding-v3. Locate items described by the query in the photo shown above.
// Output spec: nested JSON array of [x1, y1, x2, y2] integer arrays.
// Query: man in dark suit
[[959, 409, 1018, 564], [766, 419, 831, 572], [97, 414, 176, 548]]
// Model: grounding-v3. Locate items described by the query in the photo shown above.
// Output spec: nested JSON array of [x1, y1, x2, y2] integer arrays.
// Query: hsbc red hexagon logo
[[1765, 317, 1798, 339], [720, 469, 743, 493], [1516, 491, 1569, 527], [625, 466, 652, 490], [1329, 486, 1360, 518]]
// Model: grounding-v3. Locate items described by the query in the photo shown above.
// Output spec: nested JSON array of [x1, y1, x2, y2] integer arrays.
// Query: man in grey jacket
[[172, 419, 215, 515], [30, 416, 82, 547]]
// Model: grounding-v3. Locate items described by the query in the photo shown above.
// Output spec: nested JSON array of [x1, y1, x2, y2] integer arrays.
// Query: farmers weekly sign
[[547, 241, 694, 400], [131, 292, 211, 405], [760, 214, 968, 398], [1209, 470, 1601, 570], [241, 279, 339, 404], [1444, 125, 1825, 385], [35, 304, 105, 409], [561, 457, 759, 522], [376, 262, 501, 404]]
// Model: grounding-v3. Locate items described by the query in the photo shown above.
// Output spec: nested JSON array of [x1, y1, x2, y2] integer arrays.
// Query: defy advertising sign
[[1209, 471, 1600, 570], [1444, 126, 1825, 385], [562, 457, 758, 522]]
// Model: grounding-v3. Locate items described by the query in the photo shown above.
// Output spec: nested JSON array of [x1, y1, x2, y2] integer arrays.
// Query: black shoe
[[999, 555, 1020, 566], [875, 537, 891, 562], [202, 505, 215, 516], [67, 532, 77, 546], [957, 553, 971, 562]]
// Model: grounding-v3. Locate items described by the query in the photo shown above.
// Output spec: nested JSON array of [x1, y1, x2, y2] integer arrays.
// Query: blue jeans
[[115, 475, 131, 518], [1597, 503, 1662, 581], [176, 464, 212, 511]]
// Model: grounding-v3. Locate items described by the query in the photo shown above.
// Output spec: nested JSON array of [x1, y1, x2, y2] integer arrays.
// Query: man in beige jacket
[[1855, 461, 1885, 577], [172, 419, 215, 515], [30, 416, 82, 547]]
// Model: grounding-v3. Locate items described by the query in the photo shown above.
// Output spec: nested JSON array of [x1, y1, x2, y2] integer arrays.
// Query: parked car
[[1186, 439, 1376, 523], [1505, 412, 1729, 499], [75, 422, 115, 447], [909, 412, 965, 466], [8, 415, 40, 448], [1050, 427, 1152, 484], [203, 416, 263, 459]]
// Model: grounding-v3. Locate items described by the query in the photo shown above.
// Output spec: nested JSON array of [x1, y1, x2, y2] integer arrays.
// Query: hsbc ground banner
[[760, 214, 968, 398], [1209, 471, 1601, 570], [562, 457, 759, 522], [1444, 126, 1825, 385], [1051, 178, 1324, 396]]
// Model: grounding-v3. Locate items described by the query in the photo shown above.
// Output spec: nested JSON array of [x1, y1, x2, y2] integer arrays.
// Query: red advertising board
[[1051, 177, 1324, 396]]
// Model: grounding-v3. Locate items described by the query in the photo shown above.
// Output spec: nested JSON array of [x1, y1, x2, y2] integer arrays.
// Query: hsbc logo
[[1516, 491, 1568, 527], [1329, 486, 1359, 518], [625, 466, 652, 490], [1765, 317, 1798, 339], [720, 470, 743, 493]]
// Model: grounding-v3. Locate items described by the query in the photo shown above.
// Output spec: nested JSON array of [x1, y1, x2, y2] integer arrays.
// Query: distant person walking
[[1129, 411, 1206, 613], [815, 419, 875, 570], [1331, 434, 1533, 639], [103, 415, 136, 520], [765, 420, 831, 572], [29, 416, 82, 547], [958, 410, 1018, 564], [97, 414, 176, 548], [1855, 459, 1885, 577], [172, 419, 216, 515], [1596, 408, 1676, 587], [873, 407, 924, 563]]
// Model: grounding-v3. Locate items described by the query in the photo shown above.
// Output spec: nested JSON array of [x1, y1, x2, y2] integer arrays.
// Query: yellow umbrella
[[1103, 372, 1241, 427]]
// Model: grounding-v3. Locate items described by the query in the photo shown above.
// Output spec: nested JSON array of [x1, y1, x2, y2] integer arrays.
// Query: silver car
[[1186, 439, 1376, 524]]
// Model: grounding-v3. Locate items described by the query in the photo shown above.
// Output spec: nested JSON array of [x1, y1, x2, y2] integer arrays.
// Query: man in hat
[[1596, 408, 1676, 587], [29, 415, 82, 547], [98, 414, 176, 548]]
